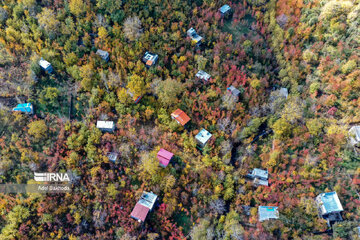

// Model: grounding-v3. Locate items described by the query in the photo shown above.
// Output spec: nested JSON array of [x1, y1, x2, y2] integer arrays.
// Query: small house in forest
[[130, 191, 158, 223], [107, 152, 118, 163], [246, 168, 269, 186], [227, 85, 241, 98], [219, 4, 232, 18], [12, 103, 33, 114], [38, 58, 53, 73], [349, 126, 360, 147], [279, 87, 288, 99], [171, 109, 191, 126], [258, 206, 279, 222], [142, 52, 158, 68], [96, 121, 115, 132], [195, 129, 212, 148], [157, 149, 174, 168], [187, 28, 203, 47], [196, 70, 211, 82], [316, 191, 343, 226], [96, 49, 110, 62]]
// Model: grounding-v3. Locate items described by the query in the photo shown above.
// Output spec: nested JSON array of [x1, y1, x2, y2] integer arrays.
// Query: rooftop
[[96, 121, 115, 130], [38, 59, 51, 69], [279, 88, 288, 99], [316, 192, 343, 215], [143, 52, 158, 66], [252, 168, 268, 180], [196, 70, 211, 81], [171, 109, 191, 126], [96, 49, 109, 61], [187, 28, 203, 43], [139, 191, 158, 209], [130, 202, 150, 222], [195, 129, 212, 145], [258, 206, 279, 222], [227, 85, 241, 97], [219, 4, 231, 14], [12, 103, 33, 114], [157, 149, 174, 167], [349, 126, 360, 145]]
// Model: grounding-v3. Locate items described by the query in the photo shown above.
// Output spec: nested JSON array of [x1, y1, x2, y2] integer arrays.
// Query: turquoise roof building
[[12, 103, 33, 114]]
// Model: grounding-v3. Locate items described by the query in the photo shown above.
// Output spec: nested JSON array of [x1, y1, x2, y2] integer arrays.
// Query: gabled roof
[[195, 129, 212, 145], [219, 4, 231, 14], [316, 192, 343, 215], [171, 109, 191, 126], [12, 103, 33, 114], [349, 126, 360, 145], [196, 70, 211, 81], [187, 28, 203, 43], [130, 202, 150, 222], [258, 206, 279, 222], [139, 191, 157, 209], [227, 85, 241, 97], [157, 149, 174, 167]]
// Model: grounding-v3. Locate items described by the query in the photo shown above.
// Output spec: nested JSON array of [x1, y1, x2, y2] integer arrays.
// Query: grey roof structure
[[227, 85, 241, 97], [96, 49, 109, 61], [187, 28, 203, 44], [252, 168, 268, 180], [196, 70, 211, 81], [138, 191, 158, 210], [258, 206, 279, 222], [279, 88, 288, 99], [349, 126, 360, 146]]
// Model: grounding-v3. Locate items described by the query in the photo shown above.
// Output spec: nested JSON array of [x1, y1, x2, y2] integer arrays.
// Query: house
[[96, 121, 115, 132], [187, 28, 203, 46], [107, 152, 118, 163], [349, 126, 360, 147], [316, 191, 343, 226], [195, 129, 212, 148], [258, 206, 279, 222], [246, 168, 269, 186], [96, 49, 109, 62], [157, 149, 174, 168], [219, 4, 232, 18], [130, 191, 158, 222], [12, 103, 33, 114], [171, 109, 191, 126], [142, 52, 158, 68], [227, 85, 241, 98], [279, 87, 288, 99], [196, 70, 211, 82], [38, 58, 53, 73]]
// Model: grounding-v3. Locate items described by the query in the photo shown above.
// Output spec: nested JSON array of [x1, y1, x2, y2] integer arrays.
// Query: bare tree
[[209, 199, 226, 215], [123, 16, 143, 41]]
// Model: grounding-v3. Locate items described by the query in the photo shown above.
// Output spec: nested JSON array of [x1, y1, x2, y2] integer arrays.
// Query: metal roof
[[279, 88, 288, 98], [219, 4, 231, 14], [252, 168, 268, 180], [349, 126, 360, 145], [96, 49, 109, 60], [196, 70, 211, 81], [195, 129, 212, 145], [12, 103, 33, 114], [139, 191, 157, 210], [316, 192, 343, 215], [187, 28, 203, 43], [96, 121, 114, 130], [157, 149, 174, 167], [258, 206, 279, 222], [227, 85, 241, 97]]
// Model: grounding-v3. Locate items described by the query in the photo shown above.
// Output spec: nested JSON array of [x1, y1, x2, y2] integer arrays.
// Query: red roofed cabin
[[130, 191, 158, 223], [171, 109, 190, 126], [157, 149, 174, 167]]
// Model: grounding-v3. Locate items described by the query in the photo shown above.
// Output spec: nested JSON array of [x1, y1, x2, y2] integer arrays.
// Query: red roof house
[[171, 109, 190, 126], [130, 203, 150, 222], [157, 149, 174, 167]]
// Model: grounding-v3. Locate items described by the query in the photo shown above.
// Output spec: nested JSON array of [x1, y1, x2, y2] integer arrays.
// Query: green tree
[[28, 120, 48, 141], [155, 78, 184, 107]]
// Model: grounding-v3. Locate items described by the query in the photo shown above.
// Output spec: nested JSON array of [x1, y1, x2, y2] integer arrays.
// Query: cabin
[[96, 49, 110, 62], [130, 191, 158, 223], [171, 109, 191, 126], [196, 70, 211, 82], [246, 168, 269, 186], [195, 129, 212, 148], [96, 121, 115, 132], [38, 58, 53, 73], [142, 52, 158, 68], [316, 191, 343, 226], [349, 126, 360, 147], [227, 85, 241, 98], [258, 206, 279, 222], [279, 88, 288, 99], [219, 4, 232, 18], [157, 149, 174, 168], [107, 152, 118, 163], [12, 103, 33, 114], [187, 28, 203, 47]]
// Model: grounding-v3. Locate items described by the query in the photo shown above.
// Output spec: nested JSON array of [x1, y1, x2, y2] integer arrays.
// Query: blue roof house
[[258, 206, 279, 222], [219, 4, 232, 18], [195, 129, 212, 148], [12, 103, 33, 114], [316, 191, 343, 226]]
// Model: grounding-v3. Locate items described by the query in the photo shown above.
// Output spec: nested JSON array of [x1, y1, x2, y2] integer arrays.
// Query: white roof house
[[142, 52, 159, 67], [247, 168, 269, 186], [38, 59, 53, 73], [187, 28, 203, 45], [316, 192, 343, 216], [258, 206, 279, 222], [196, 70, 211, 81], [96, 49, 109, 62], [96, 121, 115, 132], [195, 129, 212, 147], [349, 126, 360, 147]]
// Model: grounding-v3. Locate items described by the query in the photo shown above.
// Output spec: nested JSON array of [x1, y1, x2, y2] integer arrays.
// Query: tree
[[123, 16, 143, 41], [28, 120, 48, 141], [155, 78, 184, 107], [127, 74, 146, 97], [69, 0, 86, 16], [37, 8, 60, 37]]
